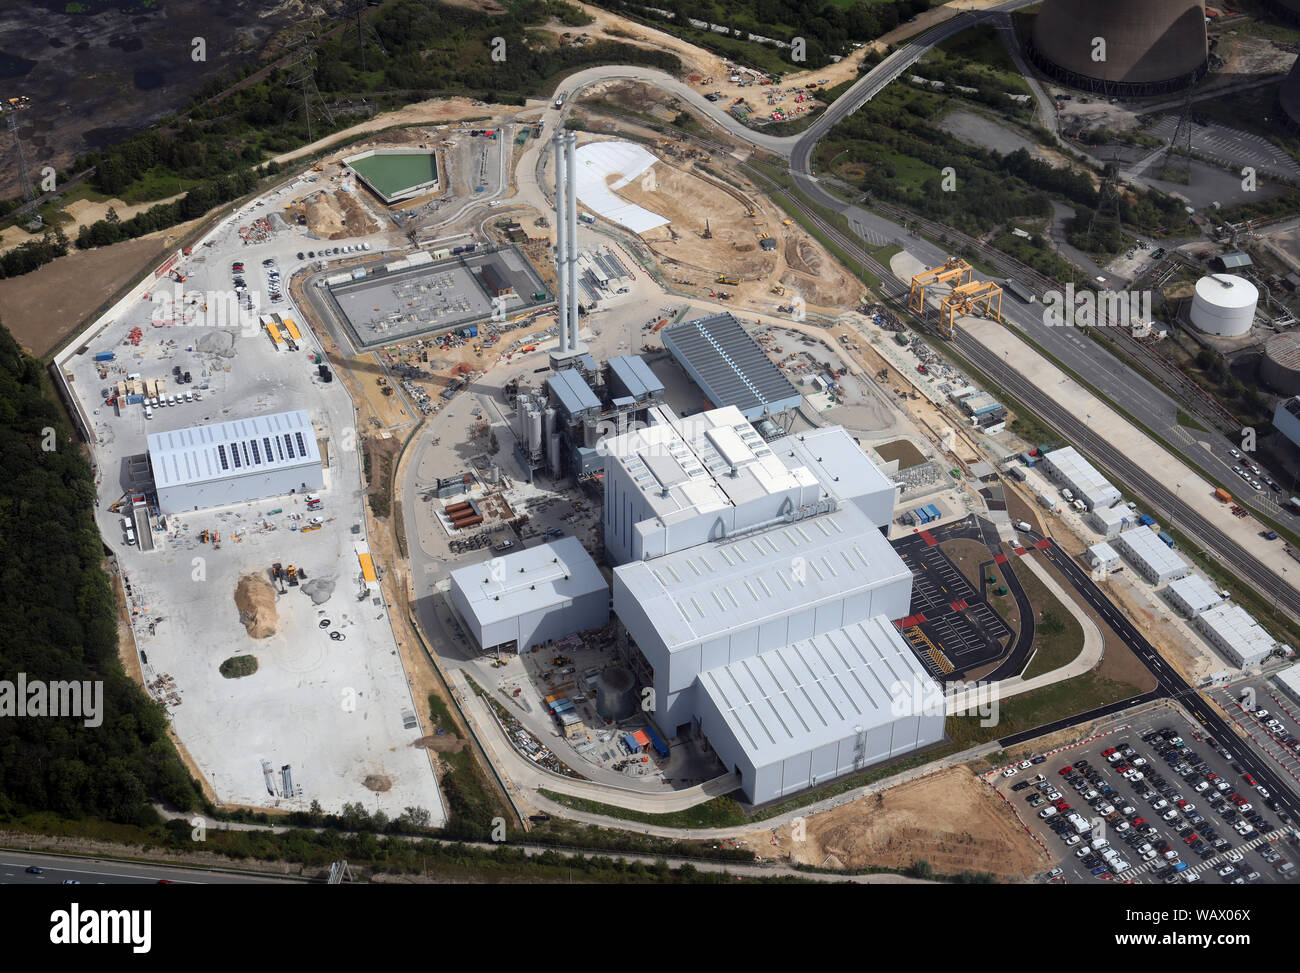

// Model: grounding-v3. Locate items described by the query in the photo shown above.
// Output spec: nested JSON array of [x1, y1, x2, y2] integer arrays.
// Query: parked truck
[[1215, 488, 1232, 503]]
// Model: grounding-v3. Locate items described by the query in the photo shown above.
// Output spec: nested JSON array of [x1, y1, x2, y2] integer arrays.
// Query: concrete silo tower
[[1027, 0, 1208, 96]]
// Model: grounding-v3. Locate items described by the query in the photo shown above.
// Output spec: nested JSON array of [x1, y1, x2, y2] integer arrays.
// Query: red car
[[1244, 774, 1256, 786], [1058, 765, 1073, 775], [1206, 772, 1220, 781], [1102, 748, 1117, 757], [1231, 794, 1246, 805], [1115, 762, 1130, 773], [1133, 817, 1147, 827]]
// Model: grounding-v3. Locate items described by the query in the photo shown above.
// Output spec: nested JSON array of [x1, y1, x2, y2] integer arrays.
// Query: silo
[[1189, 275, 1258, 337], [1027, 0, 1207, 95], [548, 433, 562, 475], [543, 407, 556, 443], [528, 409, 543, 454], [1262, 332, 1300, 394], [595, 667, 637, 722], [515, 392, 531, 439]]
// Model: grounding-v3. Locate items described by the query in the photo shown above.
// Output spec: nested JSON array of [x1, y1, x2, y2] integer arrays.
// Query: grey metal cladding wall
[[1031, 0, 1206, 85]]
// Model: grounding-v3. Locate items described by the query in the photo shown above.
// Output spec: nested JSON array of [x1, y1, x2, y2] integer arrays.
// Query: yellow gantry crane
[[908, 257, 973, 316], [939, 279, 1003, 338]]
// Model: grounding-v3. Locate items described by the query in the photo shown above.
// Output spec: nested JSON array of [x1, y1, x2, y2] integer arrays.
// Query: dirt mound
[[754, 766, 1048, 879], [363, 774, 393, 792], [414, 734, 466, 753], [234, 574, 278, 639]]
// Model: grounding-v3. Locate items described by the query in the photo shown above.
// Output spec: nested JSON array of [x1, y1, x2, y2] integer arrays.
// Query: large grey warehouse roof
[[449, 536, 607, 627], [607, 354, 665, 402], [662, 313, 802, 419], [547, 369, 600, 416], [697, 615, 939, 765], [148, 410, 320, 489], [614, 503, 910, 652]]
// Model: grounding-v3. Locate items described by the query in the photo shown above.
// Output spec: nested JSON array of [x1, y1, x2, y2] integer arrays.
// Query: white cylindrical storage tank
[[543, 407, 556, 442], [528, 410, 542, 453], [548, 432, 562, 475], [1189, 274, 1257, 337]]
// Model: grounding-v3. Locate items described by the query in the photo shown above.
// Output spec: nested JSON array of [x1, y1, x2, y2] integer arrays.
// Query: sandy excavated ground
[[750, 766, 1050, 879]]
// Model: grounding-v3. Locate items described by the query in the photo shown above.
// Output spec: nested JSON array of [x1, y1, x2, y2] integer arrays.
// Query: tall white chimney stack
[[552, 131, 569, 355], [565, 132, 580, 352]]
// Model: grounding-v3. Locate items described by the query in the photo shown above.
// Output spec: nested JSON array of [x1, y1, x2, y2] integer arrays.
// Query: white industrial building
[[606, 408, 940, 805], [601, 405, 895, 566], [1195, 602, 1275, 669], [694, 616, 945, 802], [1274, 664, 1300, 706], [1041, 447, 1121, 510], [1164, 574, 1223, 619], [148, 409, 323, 514], [1087, 502, 1130, 538], [1086, 540, 1121, 573], [449, 536, 609, 653], [1113, 527, 1190, 585]]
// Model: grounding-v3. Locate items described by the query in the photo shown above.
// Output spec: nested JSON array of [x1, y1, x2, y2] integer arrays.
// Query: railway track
[[741, 160, 1300, 626]]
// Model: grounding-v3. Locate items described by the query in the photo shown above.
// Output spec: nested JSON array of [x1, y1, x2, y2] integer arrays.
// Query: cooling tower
[[1282, 57, 1300, 131], [1262, 332, 1300, 394], [1267, 0, 1300, 25], [1027, 0, 1207, 96]]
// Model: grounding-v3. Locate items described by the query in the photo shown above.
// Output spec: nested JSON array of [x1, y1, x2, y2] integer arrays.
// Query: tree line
[[0, 324, 203, 823]]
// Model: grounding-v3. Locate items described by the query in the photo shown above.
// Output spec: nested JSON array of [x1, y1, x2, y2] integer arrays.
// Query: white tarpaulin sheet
[[573, 141, 670, 234]]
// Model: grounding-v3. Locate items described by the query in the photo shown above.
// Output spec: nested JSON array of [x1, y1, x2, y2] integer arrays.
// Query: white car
[[1195, 781, 1211, 792], [1002, 767, 1017, 778], [1018, 760, 1032, 770], [1257, 786, 1271, 799], [1039, 806, 1058, 819], [1226, 850, 1245, 863], [1254, 710, 1270, 720], [1239, 803, 1253, 813], [1152, 799, 1169, 810], [1162, 809, 1180, 821], [1142, 848, 1158, 861], [1064, 834, 1080, 846]]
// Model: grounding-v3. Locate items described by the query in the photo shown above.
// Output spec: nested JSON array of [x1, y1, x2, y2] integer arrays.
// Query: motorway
[[735, 162, 1300, 628], [0, 850, 305, 885]]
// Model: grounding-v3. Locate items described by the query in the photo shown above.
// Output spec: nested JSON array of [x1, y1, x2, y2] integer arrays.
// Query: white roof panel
[[449, 536, 607, 627], [147, 410, 320, 489], [573, 141, 669, 234], [614, 503, 910, 652], [697, 615, 939, 765]]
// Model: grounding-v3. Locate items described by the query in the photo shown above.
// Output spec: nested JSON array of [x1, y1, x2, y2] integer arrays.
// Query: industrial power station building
[[605, 404, 942, 804], [147, 410, 323, 514], [449, 535, 609, 653]]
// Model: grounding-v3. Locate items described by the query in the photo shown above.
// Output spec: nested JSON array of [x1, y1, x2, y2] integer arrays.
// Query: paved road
[[0, 850, 305, 885]]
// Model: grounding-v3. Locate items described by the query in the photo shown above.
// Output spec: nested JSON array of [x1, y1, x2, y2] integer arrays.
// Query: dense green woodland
[[1, 1, 678, 279], [0, 325, 201, 822], [593, 0, 931, 68]]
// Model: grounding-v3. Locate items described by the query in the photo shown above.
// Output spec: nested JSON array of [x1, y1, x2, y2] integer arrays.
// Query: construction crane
[[939, 279, 1003, 339], [908, 258, 972, 316]]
